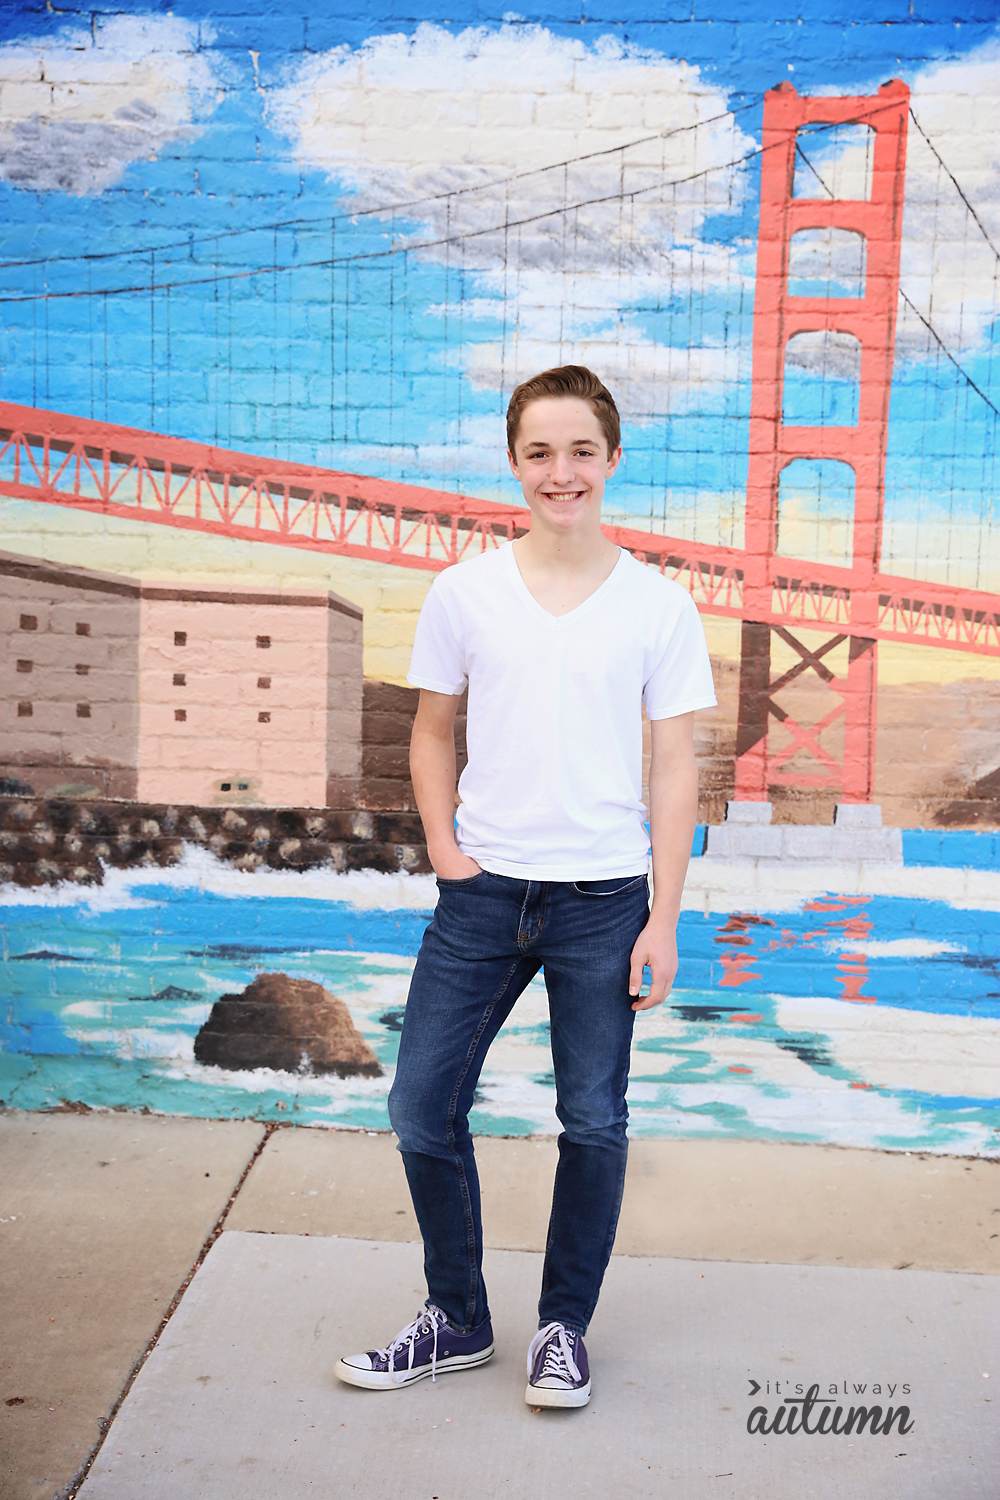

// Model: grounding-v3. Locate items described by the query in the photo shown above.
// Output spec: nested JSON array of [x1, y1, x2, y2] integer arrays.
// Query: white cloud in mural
[[270, 24, 756, 415], [0, 15, 222, 195], [740, 45, 1000, 383], [898, 39, 1000, 362], [271, 24, 999, 571], [271, 26, 1000, 382]]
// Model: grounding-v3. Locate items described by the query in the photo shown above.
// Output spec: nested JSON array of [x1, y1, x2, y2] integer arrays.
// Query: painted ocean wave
[[1, 848, 997, 1153]]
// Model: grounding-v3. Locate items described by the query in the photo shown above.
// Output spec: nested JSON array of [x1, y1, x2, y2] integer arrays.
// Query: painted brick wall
[[0, 1, 997, 1151]]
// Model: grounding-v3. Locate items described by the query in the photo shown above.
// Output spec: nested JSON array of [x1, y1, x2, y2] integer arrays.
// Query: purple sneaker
[[335, 1304, 494, 1391], [525, 1322, 591, 1408]]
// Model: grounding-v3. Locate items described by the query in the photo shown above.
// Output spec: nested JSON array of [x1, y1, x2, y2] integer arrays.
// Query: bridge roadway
[[0, 400, 997, 659]]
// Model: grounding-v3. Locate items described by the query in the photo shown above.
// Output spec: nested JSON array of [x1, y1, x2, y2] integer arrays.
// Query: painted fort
[[0, 551, 363, 807]]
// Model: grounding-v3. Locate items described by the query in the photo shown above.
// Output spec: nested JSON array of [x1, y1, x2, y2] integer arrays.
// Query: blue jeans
[[387, 869, 650, 1337]]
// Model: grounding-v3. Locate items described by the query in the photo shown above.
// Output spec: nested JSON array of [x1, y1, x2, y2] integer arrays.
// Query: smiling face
[[507, 396, 622, 538]]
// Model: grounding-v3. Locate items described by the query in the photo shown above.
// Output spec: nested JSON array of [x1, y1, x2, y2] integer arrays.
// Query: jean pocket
[[436, 871, 489, 887], [571, 874, 648, 897]]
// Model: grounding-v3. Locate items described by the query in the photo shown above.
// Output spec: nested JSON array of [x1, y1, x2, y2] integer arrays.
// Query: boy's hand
[[410, 691, 483, 884], [628, 919, 678, 1011], [430, 847, 483, 881]]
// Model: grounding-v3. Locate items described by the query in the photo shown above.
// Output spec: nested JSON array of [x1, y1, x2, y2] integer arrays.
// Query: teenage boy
[[336, 365, 716, 1408]]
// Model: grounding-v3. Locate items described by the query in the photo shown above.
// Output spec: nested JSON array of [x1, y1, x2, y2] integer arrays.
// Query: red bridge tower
[[735, 80, 910, 805]]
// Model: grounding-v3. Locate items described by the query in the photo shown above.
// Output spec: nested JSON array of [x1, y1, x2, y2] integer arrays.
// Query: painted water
[[1, 847, 998, 1155]]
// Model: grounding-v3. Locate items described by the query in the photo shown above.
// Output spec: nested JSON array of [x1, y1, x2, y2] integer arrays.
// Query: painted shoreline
[[0, 796, 431, 887], [2, 794, 997, 894], [2, 848, 998, 1156]]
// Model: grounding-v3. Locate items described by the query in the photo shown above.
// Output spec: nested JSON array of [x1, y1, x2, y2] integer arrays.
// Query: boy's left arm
[[629, 711, 698, 1011]]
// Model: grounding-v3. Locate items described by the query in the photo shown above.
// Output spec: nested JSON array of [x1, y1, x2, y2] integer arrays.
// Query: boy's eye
[[525, 448, 596, 458]]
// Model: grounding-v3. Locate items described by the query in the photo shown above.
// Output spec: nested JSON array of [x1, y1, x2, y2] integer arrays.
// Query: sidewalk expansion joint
[[59, 1120, 287, 1500]]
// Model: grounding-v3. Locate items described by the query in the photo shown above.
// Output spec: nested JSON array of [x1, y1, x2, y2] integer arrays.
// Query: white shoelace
[[377, 1305, 447, 1384], [527, 1322, 581, 1384]]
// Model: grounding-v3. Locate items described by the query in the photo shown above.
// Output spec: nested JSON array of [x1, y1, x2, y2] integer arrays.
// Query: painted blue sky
[[0, 2, 996, 589]]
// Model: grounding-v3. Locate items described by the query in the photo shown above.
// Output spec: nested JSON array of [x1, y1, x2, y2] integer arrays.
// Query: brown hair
[[506, 365, 621, 457]]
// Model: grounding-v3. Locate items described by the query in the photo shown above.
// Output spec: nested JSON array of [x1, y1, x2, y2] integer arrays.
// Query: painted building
[[0, 552, 141, 799], [136, 585, 362, 809], [1, 552, 363, 807]]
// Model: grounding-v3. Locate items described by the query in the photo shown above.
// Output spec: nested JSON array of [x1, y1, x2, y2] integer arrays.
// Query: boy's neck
[[514, 514, 618, 575], [511, 519, 621, 617]]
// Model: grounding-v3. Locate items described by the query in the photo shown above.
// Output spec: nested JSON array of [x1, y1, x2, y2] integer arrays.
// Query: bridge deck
[[1, 401, 997, 657]]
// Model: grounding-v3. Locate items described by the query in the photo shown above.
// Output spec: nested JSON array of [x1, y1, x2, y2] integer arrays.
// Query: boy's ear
[[606, 444, 623, 477], [507, 447, 520, 478]]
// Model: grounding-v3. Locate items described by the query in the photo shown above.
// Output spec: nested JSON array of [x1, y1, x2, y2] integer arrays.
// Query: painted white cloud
[[0, 15, 222, 195], [876, 41, 1000, 589], [764, 45, 999, 381], [270, 25, 999, 570], [897, 39, 1000, 362], [270, 23, 756, 415], [269, 28, 1000, 379]]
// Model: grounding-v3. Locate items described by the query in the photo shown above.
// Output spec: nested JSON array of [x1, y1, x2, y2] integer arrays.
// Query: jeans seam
[[587, 1141, 629, 1327], [517, 881, 548, 948], [443, 955, 528, 1327], [542, 1141, 629, 1335], [592, 1058, 632, 1320]]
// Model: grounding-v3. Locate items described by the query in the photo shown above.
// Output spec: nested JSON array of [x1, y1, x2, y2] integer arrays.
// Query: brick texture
[[358, 679, 467, 815]]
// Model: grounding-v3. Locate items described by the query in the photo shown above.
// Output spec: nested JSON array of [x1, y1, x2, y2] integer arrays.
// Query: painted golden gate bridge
[[1, 82, 998, 806]]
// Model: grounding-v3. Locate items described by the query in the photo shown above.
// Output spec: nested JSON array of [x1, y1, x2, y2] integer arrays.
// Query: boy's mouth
[[541, 490, 586, 503]]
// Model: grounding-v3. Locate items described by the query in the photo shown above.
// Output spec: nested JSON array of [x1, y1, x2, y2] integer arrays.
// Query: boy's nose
[[549, 455, 576, 484]]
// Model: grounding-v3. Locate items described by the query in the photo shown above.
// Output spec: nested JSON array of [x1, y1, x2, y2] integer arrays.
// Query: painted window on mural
[[776, 458, 855, 568], [787, 227, 866, 299], [782, 330, 862, 427], [792, 122, 875, 200]]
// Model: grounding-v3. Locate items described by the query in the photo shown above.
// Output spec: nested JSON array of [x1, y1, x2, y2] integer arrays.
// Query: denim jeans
[[387, 869, 650, 1338]]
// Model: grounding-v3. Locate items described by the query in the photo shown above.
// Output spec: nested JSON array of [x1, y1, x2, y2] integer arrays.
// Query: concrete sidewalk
[[0, 1112, 264, 1500], [76, 1232, 999, 1500], [224, 1127, 1000, 1271], [1, 1112, 997, 1500]]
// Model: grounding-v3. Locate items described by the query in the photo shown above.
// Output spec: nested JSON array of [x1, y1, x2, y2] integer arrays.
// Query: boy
[[336, 366, 716, 1407]]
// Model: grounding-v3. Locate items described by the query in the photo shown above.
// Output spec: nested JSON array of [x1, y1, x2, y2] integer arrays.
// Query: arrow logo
[[748, 1378, 761, 1397]]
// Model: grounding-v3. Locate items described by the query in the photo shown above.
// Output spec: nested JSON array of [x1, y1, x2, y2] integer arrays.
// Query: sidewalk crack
[[59, 1121, 285, 1500]]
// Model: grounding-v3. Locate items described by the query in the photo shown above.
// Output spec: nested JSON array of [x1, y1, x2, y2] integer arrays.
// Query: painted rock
[[194, 971, 382, 1077]]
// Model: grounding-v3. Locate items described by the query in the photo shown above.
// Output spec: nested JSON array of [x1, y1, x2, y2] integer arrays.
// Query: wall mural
[[0, 2, 997, 1153]]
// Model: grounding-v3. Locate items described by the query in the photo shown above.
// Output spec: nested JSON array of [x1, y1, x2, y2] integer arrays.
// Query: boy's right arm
[[410, 688, 482, 880]]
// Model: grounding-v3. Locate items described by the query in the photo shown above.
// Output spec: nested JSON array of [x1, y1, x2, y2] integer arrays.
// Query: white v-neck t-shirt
[[407, 542, 717, 881]]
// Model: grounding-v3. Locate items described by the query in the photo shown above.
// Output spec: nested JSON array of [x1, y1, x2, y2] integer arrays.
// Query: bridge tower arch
[[735, 79, 910, 806]]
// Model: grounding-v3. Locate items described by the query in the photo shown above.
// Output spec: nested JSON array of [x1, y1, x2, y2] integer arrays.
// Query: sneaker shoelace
[[527, 1322, 581, 1385], [377, 1305, 447, 1384]]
